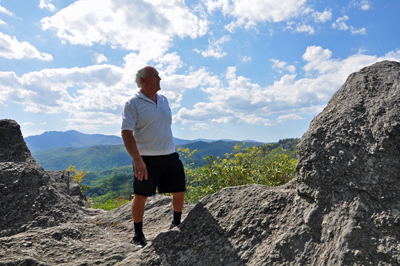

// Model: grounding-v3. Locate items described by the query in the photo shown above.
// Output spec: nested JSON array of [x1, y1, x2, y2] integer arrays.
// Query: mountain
[[25, 130, 123, 153], [25, 130, 195, 153], [32, 145, 131, 172], [32, 140, 267, 172]]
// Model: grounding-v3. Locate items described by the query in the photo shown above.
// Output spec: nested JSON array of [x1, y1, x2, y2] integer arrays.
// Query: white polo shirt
[[121, 91, 175, 156]]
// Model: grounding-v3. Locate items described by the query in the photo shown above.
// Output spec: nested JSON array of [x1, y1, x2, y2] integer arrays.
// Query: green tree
[[182, 143, 297, 203], [67, 164, 90, 193]]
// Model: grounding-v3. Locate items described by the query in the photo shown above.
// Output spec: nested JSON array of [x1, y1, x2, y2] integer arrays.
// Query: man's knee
[[172, 192, 185, 199], [133, 194, 148, 204]]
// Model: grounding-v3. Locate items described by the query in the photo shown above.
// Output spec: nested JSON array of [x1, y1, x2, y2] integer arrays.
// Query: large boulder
[[297, 60, 400, 204], [0, 120, 85, 237]]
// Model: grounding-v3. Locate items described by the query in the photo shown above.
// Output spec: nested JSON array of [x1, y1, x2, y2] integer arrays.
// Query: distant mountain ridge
[[25, 130, 199, 153], [24, 130, 262, 154], [25, 130, 123, 153], [32, 140, 268, 172]]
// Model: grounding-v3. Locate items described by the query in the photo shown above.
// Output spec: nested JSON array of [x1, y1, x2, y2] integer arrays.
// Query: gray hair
[[135, 66, 154, 88]]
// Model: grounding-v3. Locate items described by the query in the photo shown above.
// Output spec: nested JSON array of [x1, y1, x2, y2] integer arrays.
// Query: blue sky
[[1, 0, 399, 143]]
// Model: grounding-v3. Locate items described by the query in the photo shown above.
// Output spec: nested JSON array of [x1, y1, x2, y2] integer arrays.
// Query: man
[[121, 66, 186, 248]]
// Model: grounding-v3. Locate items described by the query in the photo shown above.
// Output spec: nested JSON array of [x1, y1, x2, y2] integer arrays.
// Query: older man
[[121, 66, 186, 247]]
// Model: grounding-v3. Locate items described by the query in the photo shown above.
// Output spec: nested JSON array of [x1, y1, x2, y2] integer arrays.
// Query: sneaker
[[168, 220, 180, 230], [131, 233, 147, 248]]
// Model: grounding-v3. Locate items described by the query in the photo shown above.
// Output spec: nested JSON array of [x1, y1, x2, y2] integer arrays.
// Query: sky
[[0, 0, 399, 143]]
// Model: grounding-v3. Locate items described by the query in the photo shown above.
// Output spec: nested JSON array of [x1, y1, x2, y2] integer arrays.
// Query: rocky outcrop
[[0, 120, 84, 238], [1, 60, 400, 265]]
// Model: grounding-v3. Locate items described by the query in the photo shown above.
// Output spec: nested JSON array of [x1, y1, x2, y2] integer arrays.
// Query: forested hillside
[[33, 140, 266, 171], [33, 145, 131, 172], [32, 136, 299, 205]]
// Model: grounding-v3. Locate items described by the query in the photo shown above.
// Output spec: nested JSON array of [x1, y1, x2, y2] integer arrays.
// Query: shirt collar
[[137, 91, 158, 104]]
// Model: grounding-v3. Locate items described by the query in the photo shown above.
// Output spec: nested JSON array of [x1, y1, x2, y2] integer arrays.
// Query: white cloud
[[277, 114, 304, 123], [312, 9, 332, 23], [0, 32, 53, 61], [93, 53, 108, 64], [360, 0, 372, 11], [173, 47, 400, 127], [39, 0, 56, 12], [190, 123, 215, 130], [0, 19, 5, 25], [204, 0, 308, 31], [23, 122, 35, 126], [41, 0, 208, 57], [270, 59, 296, 74], [194, 35, 230, 58], [0, 53, 220, 130], [295, 23, 315, 35], [241, 56, 251, 63], [0, 4, 13, 16], [23, 130, 45, 137], [23, 122, 47, 126], [332, 15, 366, 35], [65, 112, 122, 131], [352, 0, 372, 11]]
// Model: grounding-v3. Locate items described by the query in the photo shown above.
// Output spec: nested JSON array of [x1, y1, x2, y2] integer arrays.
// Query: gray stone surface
[[0, 120, 84, 238], [1, 60, 400, 265]]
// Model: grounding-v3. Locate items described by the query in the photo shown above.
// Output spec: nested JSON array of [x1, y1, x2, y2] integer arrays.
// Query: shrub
[[180, 143, 297, 203]]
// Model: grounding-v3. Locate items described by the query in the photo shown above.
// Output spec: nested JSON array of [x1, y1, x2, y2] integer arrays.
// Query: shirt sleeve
[[121, 101, 137, 131]]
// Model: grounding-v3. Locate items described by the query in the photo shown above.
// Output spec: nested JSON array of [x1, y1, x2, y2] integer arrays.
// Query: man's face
[[142, 68, 161, 93]]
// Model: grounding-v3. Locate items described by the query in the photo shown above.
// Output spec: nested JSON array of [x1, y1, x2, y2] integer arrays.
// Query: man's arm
[[121, 130, 147, 181]]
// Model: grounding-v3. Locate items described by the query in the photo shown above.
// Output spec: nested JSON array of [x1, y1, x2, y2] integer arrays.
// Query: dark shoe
[[169, 220, 180, 230], [131, 233, 147, 248]]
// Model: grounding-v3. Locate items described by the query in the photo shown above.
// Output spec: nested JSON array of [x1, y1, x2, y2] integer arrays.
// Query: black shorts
[[133, 152, 186, 196]]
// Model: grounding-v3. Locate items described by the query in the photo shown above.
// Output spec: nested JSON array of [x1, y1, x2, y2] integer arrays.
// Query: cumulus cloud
[[204, 0, 308, 31], [194, 35, 230, 58], [92, 53, 108, 64], [23, 122, 47, 126], [270, 59, 296, 74], [41, 0, 208, 57], [241, 56, 251, 63], [351, 0, 372, 11], [0, 4, 13, 16], [190, 123, 215, 130], [39, 0, 56, 12], [2, 46, 400, 131], [286, 22, 315, 35], [277, 114, 304, 123], [0, 53, 219, 130], [173, 47, 400, 127], [0, 32, 53, 61], [332, 15, 366, 35], [312, 9, 332, 23], [0, 4, 13, 25]]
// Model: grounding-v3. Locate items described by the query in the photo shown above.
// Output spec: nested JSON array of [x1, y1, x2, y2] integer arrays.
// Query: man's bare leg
[[170, 192, 185, 228], [172, 192, 185, 212], [131, 194, 148, 247], [132, 194, 148, 222]]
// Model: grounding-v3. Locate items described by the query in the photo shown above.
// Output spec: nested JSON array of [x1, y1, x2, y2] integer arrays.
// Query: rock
[[297, 60, 400, 204], [0, 121, 85, 238], [1, 61, 400, 266]]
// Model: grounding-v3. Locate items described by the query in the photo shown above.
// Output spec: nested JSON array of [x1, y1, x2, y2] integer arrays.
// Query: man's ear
[[141, 77, 145, 83]]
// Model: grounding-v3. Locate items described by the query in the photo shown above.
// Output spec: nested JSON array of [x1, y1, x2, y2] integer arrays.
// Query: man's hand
[[133, 157, 148, 181], [121, 130, 148, 181]]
